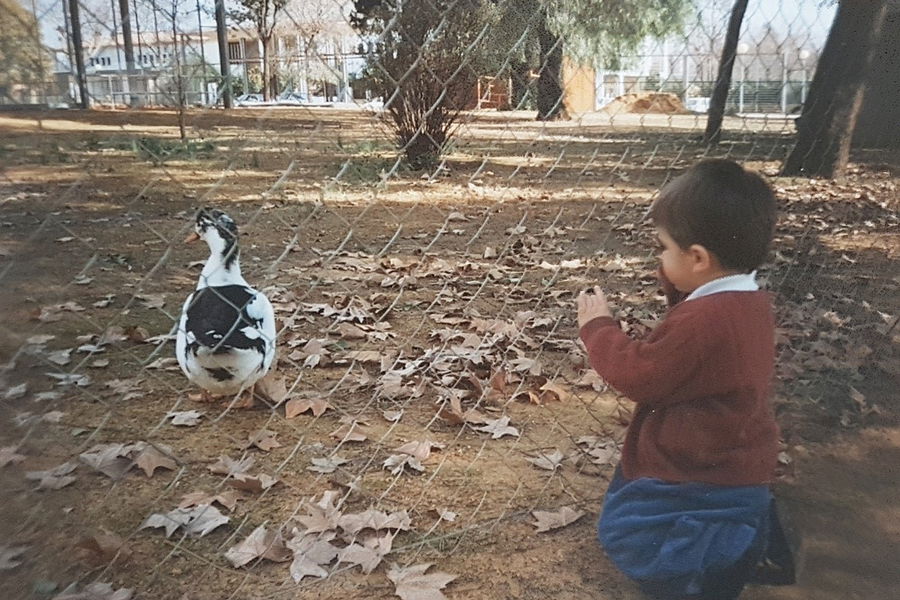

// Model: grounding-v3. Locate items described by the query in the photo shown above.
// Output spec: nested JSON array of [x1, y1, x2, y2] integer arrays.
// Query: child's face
[[656, 227, 696, 292]]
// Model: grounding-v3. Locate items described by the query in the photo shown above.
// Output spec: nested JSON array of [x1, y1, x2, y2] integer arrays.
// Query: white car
[[235, 93, 264, 107]]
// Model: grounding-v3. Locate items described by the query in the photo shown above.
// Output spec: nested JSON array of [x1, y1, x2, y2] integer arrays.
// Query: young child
[[577, 159, 793, 599]]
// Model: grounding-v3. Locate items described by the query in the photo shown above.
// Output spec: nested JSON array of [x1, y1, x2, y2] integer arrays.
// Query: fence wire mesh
[[1, 0, 899, 599]]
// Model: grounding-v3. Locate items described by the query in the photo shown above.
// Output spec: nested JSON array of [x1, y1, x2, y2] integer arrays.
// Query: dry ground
[[0, 107, 898, 600]]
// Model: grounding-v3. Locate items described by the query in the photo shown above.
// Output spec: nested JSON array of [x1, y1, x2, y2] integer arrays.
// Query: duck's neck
[[198, 237, 247, 289]]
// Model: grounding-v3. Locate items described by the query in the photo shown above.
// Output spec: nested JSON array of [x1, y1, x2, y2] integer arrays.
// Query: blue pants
[[599, 466, 771, 600]]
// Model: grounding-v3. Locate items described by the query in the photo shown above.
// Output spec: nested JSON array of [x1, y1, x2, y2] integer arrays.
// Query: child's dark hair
[[650, 159, 777, 272]]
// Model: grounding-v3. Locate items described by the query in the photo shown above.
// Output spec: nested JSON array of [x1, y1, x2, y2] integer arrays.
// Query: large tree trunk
[[703, 0, 749, 145], [782, 0, 889, 177], [852, 6, 899, 148], [68, 0, 89, 108], [510, 59, 530, 110], [215, 0, 232, 108], [535, 8, 567, 121], [118, 0, 137, 106]]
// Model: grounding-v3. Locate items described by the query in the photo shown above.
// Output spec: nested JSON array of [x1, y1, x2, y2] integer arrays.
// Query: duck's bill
[[184, 232, 201, 243]]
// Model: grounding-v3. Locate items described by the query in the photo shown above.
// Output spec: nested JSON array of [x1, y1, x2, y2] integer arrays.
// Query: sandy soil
[[0, 107, 897, 600]]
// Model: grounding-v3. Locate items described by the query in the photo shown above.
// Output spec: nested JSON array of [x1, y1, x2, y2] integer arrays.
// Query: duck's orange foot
[[189, 390, 224, 403], [227, 388, 256, 410]]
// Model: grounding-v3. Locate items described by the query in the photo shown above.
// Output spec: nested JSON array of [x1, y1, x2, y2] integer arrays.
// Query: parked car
[[276, 92, 309, 106], [235, 93, 264, 107]]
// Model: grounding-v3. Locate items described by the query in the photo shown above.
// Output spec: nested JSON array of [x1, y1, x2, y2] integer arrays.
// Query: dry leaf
[[25, 461, 78, 490], [287, 531, 340, 582], [337, 532, 394, 574], [53, 582, 133, 600], [383, 454, 424, 475], [338, 509, 411, 535], [137, 293, 166, 309], [574, 370, 606, 391], [330, 421, 368, 443], [285, 396, 331, 418], [228, 472, 279, 493], [436, 509, 457, 522], [0, 545, 26, 570], [0, 446, 26, 468], [387, 563, 457, 600], [179, 490, 242, 511], [577, 437, 620, 465], [146, 357, 179, 370], [256, 373, 289, 406], [346, 350, 385, 363], [93, 295, 115, 308], [437, 395, 487, 425], [141, 504, 229, 538], [474, 416, 520, 439], [243, 429, 281, 452], [132, 442, 177, 477], [526, 449, 565, 471], [47, 349, 73, 366], [225, 525, 292, 567], [382, 409, 403, 422], [308, 455, 349, 474], [539, 381, 571, 402], [209, 455, 255, 475], [295, 491, 343, 533], [167, 410, 203, 427], [394, 440, 445, 462], [336, 322, 367, 339], [3, 382, 28, 400], [532, 506, 585, 532], [47, 372, 91, 387], [75, 532, 131, 565]]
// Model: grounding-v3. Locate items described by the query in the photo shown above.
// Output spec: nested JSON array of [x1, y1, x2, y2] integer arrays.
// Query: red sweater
[[580, 292, 779, 486]]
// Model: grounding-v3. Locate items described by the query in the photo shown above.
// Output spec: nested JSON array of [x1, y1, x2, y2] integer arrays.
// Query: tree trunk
[[171, 7, 186, 140], [215, 0, 232, 108], [68, 0, 89, 108], [703, 0, 749, 145], [118, 0, 137, 106], [261, 38, 271, 100], [535, 8, 567, 121], [782, 0, 889, 177], [852, 6, 899, 148], [510, 59, 530, 110]]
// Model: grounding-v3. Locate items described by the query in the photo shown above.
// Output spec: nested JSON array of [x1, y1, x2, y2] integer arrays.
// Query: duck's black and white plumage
[[176, 208, 276, 396]]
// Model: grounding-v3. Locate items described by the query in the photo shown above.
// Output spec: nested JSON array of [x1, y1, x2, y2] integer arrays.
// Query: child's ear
[[687, 244, 714, 273]]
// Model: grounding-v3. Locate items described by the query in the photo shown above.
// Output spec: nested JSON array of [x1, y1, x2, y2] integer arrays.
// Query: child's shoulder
[[663, 291, 773, 328]]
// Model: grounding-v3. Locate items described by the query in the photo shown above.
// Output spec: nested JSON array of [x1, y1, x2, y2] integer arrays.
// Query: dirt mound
[[601, 92, 690, 115]]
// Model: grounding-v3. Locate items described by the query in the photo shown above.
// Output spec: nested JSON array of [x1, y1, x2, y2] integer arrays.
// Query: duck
[[175, 208, 276, 405]]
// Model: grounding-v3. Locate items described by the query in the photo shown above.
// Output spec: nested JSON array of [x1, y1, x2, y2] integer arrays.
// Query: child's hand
[[577, 286, 613, 329], [658, 267, 687, 307]]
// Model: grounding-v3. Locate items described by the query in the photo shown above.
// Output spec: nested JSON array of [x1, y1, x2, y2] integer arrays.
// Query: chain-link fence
[[1, 0, 898, 599]]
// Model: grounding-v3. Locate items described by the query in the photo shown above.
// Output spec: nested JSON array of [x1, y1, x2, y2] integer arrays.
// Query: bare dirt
[[0, 107, 898, 600], [600, 93, 691, 116]]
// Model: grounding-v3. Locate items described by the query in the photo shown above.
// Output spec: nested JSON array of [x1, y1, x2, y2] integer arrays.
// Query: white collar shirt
[[685, 271, 760, 302]]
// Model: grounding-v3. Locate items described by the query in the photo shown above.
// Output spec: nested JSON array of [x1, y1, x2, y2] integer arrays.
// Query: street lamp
[[799, 49, 810, 104], [737, 43, 748, 114]]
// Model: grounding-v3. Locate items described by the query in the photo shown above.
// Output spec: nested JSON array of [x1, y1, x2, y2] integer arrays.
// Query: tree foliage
[[544, 0, 689, 69], [352, 0, 500, 169], [490, 0, 689, 119], [0, 0, 50, 98], [230, 0, 288, 100]]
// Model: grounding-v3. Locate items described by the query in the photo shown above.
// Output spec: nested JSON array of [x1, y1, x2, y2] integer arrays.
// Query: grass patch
[[132, 137, 216, 165]]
